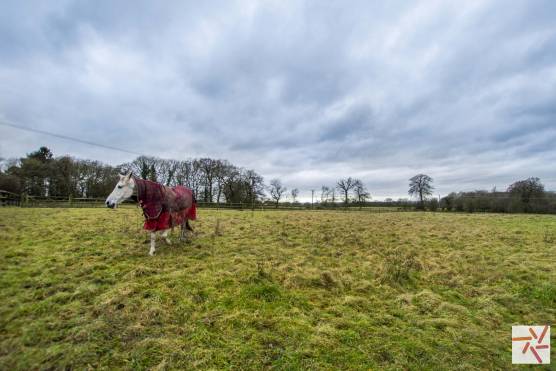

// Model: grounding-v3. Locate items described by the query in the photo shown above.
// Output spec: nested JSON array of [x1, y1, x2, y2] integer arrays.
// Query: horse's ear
[[126, 172, 133, 180]]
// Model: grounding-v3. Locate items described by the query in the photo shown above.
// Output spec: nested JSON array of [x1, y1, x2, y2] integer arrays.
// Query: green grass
[[0, 208, 554, 370]]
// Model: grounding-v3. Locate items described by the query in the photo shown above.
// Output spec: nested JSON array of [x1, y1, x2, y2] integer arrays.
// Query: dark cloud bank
[[1, 0, 555, 199]]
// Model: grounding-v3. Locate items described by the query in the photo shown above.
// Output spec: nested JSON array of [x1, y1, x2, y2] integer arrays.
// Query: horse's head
[[106, 172, 135, 209]]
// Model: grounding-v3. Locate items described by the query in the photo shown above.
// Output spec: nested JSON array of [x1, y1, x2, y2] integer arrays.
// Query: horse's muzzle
[[106, 201, 115, 209]]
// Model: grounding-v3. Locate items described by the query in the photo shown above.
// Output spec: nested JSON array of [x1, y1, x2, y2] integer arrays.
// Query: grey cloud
[[1, 0, 556, 199], [318, 104, 374, 142]]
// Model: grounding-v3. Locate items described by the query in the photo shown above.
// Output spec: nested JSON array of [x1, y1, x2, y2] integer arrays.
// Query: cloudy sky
[[1, 0, 555, 199]]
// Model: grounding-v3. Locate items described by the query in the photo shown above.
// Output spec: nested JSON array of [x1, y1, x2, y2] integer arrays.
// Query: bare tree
[[174, 159, 203, 198], [320, 186, 331, 203], [190, 159, 205, 198], [269, 179, 287, 208], [174, 160, 191, 186], [199, 158, 219, 202], [222, 166, 241, 203], [353, 179, 370, 206], [408, 174, 434, 208], [156, 158, 179, 186], [336, 177, 357, 205], [244, 169, 265, 208], [125, 156, 158, 180], [214, 160, 232, 203], [291, 188, 299, 203]]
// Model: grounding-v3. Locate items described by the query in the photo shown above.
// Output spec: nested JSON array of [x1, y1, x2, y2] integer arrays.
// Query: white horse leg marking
[[162, 229, 172, 245], [149, 232, 156, 256]]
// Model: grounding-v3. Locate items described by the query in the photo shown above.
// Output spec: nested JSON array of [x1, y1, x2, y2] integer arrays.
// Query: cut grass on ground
[[0, 208, 555, 369]]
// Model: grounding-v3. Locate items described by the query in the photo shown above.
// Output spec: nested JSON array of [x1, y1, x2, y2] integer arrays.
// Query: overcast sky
[[1, 0, 555, 200]]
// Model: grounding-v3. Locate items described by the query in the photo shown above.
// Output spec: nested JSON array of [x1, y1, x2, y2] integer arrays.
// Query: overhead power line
[[0, 120, 142, 156]]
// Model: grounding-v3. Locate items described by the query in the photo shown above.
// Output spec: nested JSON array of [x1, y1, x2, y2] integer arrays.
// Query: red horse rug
[[134, 177, 196, 231]]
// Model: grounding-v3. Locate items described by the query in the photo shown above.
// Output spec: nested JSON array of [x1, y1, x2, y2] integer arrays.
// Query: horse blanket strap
[[134, 177, 196, 231]]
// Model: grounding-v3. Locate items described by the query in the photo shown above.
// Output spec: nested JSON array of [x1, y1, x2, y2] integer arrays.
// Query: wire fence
[[1, 192, 413, 212], [5, 191, 555, 214]]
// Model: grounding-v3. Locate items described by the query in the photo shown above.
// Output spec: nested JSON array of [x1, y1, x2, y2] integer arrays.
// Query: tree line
[[0, 147, 118, 199], [0, 147, 264, 204], [0, 147, 374, 206], [405, 173, 556, 214], [268, 177, 370, 207], [1, 147, 554, 213], [440, 177, 556, 214]]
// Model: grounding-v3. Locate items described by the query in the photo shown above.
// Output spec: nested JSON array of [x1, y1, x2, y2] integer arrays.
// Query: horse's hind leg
[[180, 222, 186, 241], [161, 229, 172, 245], [180, 221, 192, 241]]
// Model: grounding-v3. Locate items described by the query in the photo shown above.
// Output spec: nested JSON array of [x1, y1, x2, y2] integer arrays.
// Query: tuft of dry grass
[[0, 208, 555, 369], [379, 245, 423, 285]]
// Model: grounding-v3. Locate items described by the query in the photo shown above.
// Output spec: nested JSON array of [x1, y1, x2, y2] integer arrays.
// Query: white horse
[[106, 172, 195, 255]]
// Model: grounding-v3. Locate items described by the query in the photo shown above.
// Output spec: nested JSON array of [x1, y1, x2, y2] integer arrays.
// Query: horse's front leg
[[149, 232, 156, 256]]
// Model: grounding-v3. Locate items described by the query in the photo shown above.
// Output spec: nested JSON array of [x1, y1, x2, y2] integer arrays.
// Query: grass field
[[0, 208, 555, 369]]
